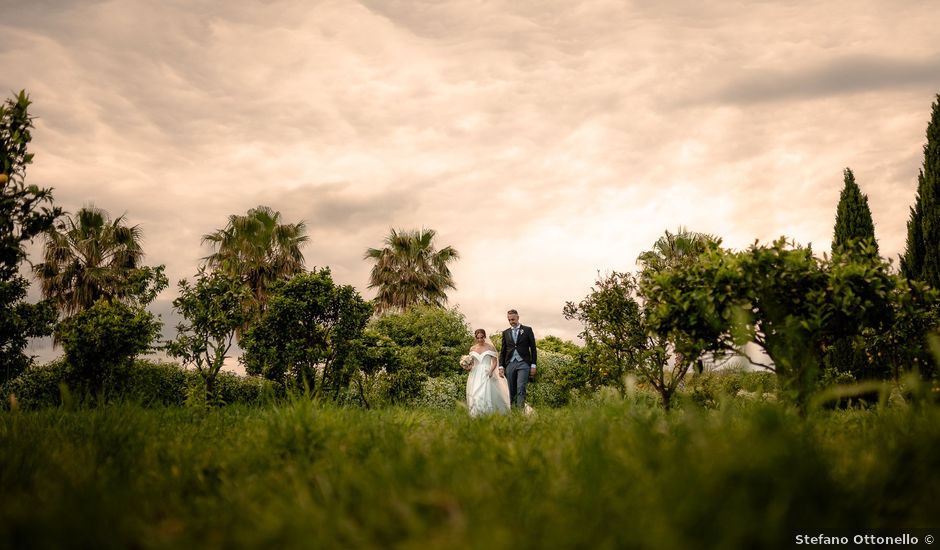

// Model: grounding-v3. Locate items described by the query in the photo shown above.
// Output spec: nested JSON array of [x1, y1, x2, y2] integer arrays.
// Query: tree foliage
[[902, 94, 940, 287], [563, 272, 647, 393], [537, 335, 581, 357], [368, 305, 472, 378], [828, 168, 881, 384], [33, 206, 167, 316], [202, 205, 308, 327], [832, 167, 879, 258], [364, 228, 459, 315], [56, 299, 162, 396], [641, 238, 917, 407], [241, 269, 372, 397], [167, 270, 251, 404], [0, 90, 62, 384]]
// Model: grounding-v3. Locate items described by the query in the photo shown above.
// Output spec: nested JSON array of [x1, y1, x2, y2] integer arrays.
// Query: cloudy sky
[[4, 0, 940, 364]]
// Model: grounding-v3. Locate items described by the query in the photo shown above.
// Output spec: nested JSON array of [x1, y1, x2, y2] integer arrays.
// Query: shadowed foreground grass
[[1, 400, 939, 549]]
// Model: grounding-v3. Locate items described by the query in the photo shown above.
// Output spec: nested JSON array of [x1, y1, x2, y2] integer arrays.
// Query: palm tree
[[202, 205, 308, 319], [637, 227, 722, 375], [364, 228, 459, 315], [637, 227, 721, 275], [33, 206, 145, 315]]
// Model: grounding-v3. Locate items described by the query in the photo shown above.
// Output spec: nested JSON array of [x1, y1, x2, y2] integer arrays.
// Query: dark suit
[[500, 324, 537, 408]]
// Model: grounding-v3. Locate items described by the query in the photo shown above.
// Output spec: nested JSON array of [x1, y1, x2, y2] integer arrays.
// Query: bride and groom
[[464, 309, 537, 417]]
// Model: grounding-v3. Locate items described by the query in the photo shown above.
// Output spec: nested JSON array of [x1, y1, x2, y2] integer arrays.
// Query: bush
[[55, 299, 161, 396], [2, 358, 275, 409], [183, 369, 280, 407], [527, 350, 576, 407], [369, 306, 472, 377], [1, 358, 71, 409], [681, 370, 777, 409], [241, 269, 371, 396], [413, 372, 465, 410]]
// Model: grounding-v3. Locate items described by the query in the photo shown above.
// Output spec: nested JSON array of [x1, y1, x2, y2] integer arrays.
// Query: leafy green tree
[[241, 269, 372, 397], [33, 206, 167, 316], [642, 238, 901, 408], [344, 329, 402, 407], [832, 167, 878, 257], [537, 335, 581, 357], [56, 299, 161, 397], [564, 271, 684, 408], [828, 168, 881, 383], [368, 305, 472, 378], [563, 272, 646, 393], [637, 228, 723, 376], [0, 90, 62, 384], [202, 205, 308, 326], [364, 228, 459, 315], [902, 94, 940, 287], [167, 270, 250, 404]]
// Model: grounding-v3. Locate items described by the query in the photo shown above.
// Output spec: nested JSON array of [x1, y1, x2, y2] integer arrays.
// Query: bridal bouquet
[[459, 355, 473, 370]]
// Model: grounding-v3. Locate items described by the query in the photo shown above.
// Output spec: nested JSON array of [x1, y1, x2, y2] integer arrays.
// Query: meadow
[[3, 394, 939, 549]]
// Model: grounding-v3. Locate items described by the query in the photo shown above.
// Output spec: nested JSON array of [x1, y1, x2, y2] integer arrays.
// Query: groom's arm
[[528, 327, 537, 370], [499, 330, 508, 367]]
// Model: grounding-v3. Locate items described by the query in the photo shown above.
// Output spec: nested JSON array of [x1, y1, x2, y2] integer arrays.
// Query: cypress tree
[[901, 93, 940, 287], [832, 167, 878, 257]]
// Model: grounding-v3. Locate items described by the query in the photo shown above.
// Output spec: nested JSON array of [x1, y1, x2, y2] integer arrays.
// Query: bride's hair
[[474, 328, 486, 338]]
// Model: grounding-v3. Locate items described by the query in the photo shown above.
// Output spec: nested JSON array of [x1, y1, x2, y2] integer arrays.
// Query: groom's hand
[[529, 367, 536, 377]]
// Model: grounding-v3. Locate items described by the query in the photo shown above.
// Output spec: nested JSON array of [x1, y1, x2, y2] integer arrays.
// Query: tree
[[902, 94, 940, 287], [241, 269, 372, 397], [637, 228, 723, 373], [33, 206, 166, 316], [166, 270, 251, 405], [368, 305, 472, 377], [56, 299, 161, 397], [828, 168, 881, 383], [537, 335, 581, 357], [637, 227, 722, 281], [202, 205, 308, 325], [364, 228, 459, 314], [0, 90, 62, 384], [642, 238, 900, 408], [563, 272, 647, 394], [832, 167, 879, 257]]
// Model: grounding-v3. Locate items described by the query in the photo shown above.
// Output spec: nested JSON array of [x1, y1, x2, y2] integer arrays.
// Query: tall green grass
[[2, 400, 938, 549]]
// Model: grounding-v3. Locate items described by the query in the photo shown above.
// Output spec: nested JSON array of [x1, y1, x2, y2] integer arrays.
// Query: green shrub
[[55, 299, 161, 396], [413, 372, 465, 410], [2, 358, 275, 409], [188, 369, 280, 406], [681, 370, 777, 409], [1, 358, 71, 409], [369, 306, 472, 377], [527, 349, 576, 407]]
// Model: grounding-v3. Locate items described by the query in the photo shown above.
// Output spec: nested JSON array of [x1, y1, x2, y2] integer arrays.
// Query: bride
[[465, 328, 511, 416]]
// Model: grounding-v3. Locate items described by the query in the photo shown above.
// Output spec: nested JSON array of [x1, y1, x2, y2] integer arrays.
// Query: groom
[[499, 309, 537, 410]]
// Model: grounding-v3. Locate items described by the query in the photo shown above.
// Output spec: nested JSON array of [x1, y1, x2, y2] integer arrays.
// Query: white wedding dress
[[466, 350, 511, 417]]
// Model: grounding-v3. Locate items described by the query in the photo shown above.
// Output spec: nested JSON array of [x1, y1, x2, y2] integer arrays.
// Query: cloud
[[703, 54, 940, 105]]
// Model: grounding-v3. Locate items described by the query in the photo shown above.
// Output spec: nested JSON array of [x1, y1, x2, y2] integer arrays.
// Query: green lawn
[[2, 399, 938, 549]]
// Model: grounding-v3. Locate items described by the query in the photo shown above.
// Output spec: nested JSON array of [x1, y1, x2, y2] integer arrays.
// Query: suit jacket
[[500, 325, 537, 367]]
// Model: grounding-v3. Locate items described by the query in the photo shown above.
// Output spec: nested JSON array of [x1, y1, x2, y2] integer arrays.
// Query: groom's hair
[[474, 328, 486, 337], [507, 309, 518, 315]]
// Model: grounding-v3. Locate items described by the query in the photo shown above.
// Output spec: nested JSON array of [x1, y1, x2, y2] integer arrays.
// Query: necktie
[[513, 327, 519, 343]]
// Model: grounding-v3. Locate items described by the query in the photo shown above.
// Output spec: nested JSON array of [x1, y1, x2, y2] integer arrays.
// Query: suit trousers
[[506, 359, 530, 409]]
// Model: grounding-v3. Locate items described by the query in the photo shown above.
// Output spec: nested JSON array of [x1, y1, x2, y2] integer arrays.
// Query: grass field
[[2, 398, 939, 549]]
